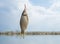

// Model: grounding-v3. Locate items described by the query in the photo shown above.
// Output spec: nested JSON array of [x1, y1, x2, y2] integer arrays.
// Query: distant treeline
[[0, 31, 60, 35]]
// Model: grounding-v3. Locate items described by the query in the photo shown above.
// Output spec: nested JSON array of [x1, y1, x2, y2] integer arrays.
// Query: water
[[0, 35, 60, 44]]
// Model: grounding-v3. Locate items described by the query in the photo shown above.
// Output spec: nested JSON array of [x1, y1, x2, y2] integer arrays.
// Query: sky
[[0, 0, 60, 32]]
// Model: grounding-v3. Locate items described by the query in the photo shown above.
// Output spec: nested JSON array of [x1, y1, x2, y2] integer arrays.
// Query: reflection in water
[[0, 34, 60, 44]]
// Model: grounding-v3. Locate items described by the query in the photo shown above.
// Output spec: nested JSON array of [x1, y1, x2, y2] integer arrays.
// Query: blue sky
[[29, 0, 53, 8], [0, 0, 60, 32]]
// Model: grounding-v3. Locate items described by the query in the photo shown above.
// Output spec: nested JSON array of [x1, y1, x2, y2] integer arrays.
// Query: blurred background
[[0, 0, 60, 44]]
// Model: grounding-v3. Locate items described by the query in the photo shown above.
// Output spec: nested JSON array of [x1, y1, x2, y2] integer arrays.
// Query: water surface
[[0, 35, 60, 44]]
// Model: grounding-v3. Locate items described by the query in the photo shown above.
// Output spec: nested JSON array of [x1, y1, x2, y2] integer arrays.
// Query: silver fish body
[[20, 7, 28, 34]]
